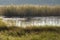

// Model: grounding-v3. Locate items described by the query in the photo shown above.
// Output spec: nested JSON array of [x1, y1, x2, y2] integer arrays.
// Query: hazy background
[[0, 0, 60, 5]]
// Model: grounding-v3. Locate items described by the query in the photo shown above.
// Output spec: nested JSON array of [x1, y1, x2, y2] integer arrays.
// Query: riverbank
[[0, 26, 60, 40]]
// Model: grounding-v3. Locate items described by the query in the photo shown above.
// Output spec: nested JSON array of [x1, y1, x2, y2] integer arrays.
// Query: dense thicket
[[0, 5, 60, 17]]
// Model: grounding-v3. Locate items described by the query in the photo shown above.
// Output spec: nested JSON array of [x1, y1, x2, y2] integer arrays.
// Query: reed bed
[[0, 5, 60, 17], [0, 20, 60, 40], [0, 5, 60, 40], [0, 26, 60, 40]]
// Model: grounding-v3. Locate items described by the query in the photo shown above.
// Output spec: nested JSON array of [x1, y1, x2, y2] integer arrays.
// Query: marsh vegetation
[[0, 5, 60, 40]]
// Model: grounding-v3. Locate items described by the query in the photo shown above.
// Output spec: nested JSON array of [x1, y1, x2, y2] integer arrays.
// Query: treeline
[[0, 5, 60, 17]]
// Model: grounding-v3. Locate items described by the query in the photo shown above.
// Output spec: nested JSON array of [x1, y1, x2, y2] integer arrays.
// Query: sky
[[0, 0, 60, 5]]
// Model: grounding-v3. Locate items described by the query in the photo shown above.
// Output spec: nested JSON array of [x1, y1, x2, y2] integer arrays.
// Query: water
[[1, 16, 60, 27]]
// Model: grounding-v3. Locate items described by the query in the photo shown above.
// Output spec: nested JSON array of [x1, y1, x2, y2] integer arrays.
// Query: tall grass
[[0, 18, 7, 27], [0, 26, 60, 40], [0, 19, 60, 40], [0, 5, 60, 17], [0, 5, 60, 40]]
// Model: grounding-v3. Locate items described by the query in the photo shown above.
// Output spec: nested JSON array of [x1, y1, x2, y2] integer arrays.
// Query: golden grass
[[0, 26, 60, 40], [0, 5, 60, 40]]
